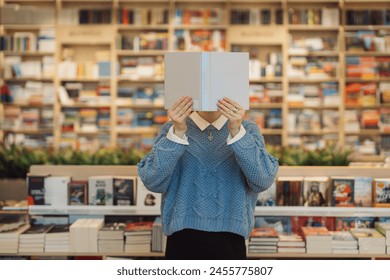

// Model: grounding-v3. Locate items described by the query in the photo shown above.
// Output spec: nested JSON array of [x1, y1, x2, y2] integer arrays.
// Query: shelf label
[[228, 26, 286, 44], [57, 26, 114, 44]]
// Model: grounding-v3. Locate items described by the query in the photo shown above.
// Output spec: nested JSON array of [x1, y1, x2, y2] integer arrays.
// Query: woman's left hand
[[217, 97, 245, 138]]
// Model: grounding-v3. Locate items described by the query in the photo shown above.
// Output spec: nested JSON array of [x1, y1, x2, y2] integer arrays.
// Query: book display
[[2, 165, 390, 259], [0, 0, 389, 158]]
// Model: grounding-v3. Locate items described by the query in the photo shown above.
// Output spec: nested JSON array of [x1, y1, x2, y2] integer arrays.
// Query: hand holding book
[[217, 97, 245, 138], [168, 96, 193, 138]]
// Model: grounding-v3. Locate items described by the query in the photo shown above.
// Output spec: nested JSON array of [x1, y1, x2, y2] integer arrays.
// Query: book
[[68, 181, 88, 205], [335, 217, 375, 231], [291, 216, 335, 233], [256, 181, 276, 206], [330, 231, 358, 247], [88, 176, 113, 206], [113, 177, 137, 206], [303, 176, 330, 207], [354, 177, 373, 207], [254, 216, 292, 234], [331, 177, 355, 207], [249, 227, 279, 242], [276, 177, 303, 206], [27, 174, 50, 206], [164, 52, 249, 111], [373, 178, 390, 207], [301, 226, 331, 241], [44, 176, 71, 206], [136, 177, 161, 210]]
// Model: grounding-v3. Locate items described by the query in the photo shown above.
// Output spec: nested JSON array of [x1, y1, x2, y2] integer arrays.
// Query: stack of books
[[69, 219, 104, 253], [124, 221, 153, 253], [45, 224, 70, 253], [248, 228, 279, 254], [151, 217, 165, 253], [350, 228, 386, 254], [98, 223, 125, 253], [277, 232, 305, 253], [330, 231, 358, 254], [301, 226, 332, 254], [0, 224, 30, 253], [19, 224, 54, 253], [375, 222, 390, 254]]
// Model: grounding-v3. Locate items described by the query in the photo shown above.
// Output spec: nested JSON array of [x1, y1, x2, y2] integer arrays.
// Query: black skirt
[[165, 228, 247, 260]]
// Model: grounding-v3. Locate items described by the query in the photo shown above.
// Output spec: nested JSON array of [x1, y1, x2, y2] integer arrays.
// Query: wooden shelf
[[250, 103, 283, 109], [117, 25, 169, 31], [250, 77, 283, 83], [2, 24, 55, 30], [116, 127, 159, 135], [59, 78, 111, 82], [2, 129, 53, 134], [288, 78, 339, 83], [288, 51, 339, 57], [4, 77, 54, 82], [2, 51, 55, 56], [288, 105, 339, 110], [1, 103, 54, 108], [345, 77, 390, 82], [345, 51, 390, 57], [116, 50, 167, 56], [174, 25, 228, 30], [288, 130, 339, 135], [345, 130, 390, 136], [288, 25, 340, 31], [345, 25, 390, 31]]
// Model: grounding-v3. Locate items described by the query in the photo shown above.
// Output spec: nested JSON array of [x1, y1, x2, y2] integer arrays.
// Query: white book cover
[[136, 177, 161, 211], [88, 176, 113, 205], [44, 176, 71, 206], [164, 52, 249, 111]]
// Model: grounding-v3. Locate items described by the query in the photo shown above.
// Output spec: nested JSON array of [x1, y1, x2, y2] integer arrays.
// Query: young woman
[[138, 96, 279, 259]]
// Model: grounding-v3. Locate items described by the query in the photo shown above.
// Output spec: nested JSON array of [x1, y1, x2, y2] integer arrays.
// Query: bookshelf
[[1, 0, 390, 157]]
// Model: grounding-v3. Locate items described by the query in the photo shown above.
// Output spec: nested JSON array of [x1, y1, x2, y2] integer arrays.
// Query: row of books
[[345, 31, 390, 53], [0, 218, 165, 254], [249, 222, 390, 254], [119, 56, 164, 80], [287, 83, 340, 107], [288, 8, 339, 26], [248, 110, 282, 130], [59, 8, 112, 25], [1, 82, 55, 105], [0, 32, 55, 53], [117, 8, 169, 26], [287, 109, 339, 133], [2, 106, 53, 131], [346, 56, 390, 79], [3, 56, 55, 80], [346, 10, 390, 26], [173, 29, 225, 52], [60, 108, 167, 133], [174, 8, 224, 26], [117, 33, 168, 51], [230, 8, 283, 25], [258, 176, 390, 207], [27, 175, 161, 209], [288, 35, 338, 54], [288, 57, 338, 79], [249, 84, 283, 104], [345, 82, 390, 106], [344, 109, 390, 132]]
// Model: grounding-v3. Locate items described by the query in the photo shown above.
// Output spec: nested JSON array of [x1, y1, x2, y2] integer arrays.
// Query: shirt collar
[[189, 112, 227, 131]]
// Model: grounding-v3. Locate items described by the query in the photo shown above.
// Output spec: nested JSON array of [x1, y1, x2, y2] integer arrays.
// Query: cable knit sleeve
[[137, 122, 187, 193], [230, 122, 279, 193]]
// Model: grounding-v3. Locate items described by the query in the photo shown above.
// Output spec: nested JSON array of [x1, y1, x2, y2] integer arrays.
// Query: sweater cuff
[[167, 125, 189, 145]]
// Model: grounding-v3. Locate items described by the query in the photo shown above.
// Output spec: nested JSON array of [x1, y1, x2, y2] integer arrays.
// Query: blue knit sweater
[[137, 117, 279, 239]]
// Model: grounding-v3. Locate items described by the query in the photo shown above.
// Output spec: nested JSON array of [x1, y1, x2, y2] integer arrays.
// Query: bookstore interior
[[1, 0, 390, 260]]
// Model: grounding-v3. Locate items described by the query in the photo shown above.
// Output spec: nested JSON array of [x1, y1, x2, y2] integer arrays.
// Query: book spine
[[201, 52, 210, 111]]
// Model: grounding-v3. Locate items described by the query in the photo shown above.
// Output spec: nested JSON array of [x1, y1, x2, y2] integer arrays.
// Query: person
[[137, 96, 279, 259]]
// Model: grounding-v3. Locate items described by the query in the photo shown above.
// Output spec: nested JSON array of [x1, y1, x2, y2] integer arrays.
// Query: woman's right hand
[[168, 96, 193, 138]]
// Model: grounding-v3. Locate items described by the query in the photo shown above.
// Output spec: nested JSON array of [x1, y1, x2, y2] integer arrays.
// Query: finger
[[217, 100, 236, 116], [174, 98, 193, 117], [178, 104, 193, 121], [217, 104, 236, 122], [171, 96, 189, 111], [223, 97, 242, 110], [172, 97, 192, 116], [218, 98, 237, 112]]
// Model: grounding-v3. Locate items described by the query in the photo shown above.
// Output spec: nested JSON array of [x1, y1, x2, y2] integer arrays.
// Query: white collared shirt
[[167, 111, 246, 145]]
